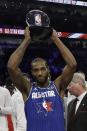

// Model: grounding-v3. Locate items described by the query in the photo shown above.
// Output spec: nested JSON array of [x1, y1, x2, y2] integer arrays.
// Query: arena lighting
[[37, 0, 87, 7], [0, 28, 24, 35], [0, 27, 87, 40]]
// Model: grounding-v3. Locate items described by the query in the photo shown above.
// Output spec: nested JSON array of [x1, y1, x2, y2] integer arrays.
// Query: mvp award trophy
[[26, 10, 52, 42]]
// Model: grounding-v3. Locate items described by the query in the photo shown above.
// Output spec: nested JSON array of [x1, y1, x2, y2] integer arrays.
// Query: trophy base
[[29, 26, 53, 42]]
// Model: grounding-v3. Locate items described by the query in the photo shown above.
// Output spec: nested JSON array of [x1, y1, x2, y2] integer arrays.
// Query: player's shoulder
[[13, 88, 23, 100], [0, 86, 10, 93]]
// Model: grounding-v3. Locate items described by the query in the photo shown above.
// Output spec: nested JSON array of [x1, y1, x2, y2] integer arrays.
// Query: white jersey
[[11, 88, 26, 131], [0, 86, 12, 131]]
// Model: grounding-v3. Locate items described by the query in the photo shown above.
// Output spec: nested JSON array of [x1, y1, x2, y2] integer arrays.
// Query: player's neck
[[37, 80, 50, 88]]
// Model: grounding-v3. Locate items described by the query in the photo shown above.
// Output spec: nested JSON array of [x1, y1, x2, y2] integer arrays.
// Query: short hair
[[31, 57, 49, 68], [77, 71, 85, 80], [72, 72, 86, 88], [5, 77, 12, 86]]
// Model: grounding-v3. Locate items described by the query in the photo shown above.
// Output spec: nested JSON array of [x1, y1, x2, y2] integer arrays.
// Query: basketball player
[[7, 26, 77, 131]]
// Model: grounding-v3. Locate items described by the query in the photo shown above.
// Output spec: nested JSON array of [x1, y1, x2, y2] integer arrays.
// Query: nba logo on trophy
[[34, 14, 42, 26]]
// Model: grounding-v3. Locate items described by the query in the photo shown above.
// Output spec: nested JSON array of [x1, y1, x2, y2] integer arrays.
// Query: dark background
[[0, 0, 87, 85]]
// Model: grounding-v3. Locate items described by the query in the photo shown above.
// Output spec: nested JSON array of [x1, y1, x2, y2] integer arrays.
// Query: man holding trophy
[[7, 10, 77, 131]]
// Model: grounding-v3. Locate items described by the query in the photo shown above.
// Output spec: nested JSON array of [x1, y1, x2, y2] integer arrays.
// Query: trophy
[[26, 10, 53, 41]]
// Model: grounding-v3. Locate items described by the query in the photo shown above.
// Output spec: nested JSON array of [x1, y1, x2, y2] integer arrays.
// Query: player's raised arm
[[7, 27, 31, 97], [51, 29, 77, 91]]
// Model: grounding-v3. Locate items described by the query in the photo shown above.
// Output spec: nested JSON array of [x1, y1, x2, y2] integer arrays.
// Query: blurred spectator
[[0, 86, 12, 131], [5, 77, 26, 131], [67, 72, 87, 131], [67, 71, 86, 105]]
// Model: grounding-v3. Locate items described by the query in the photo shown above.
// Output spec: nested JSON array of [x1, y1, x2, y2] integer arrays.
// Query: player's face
[[31, 61, 49, 84]]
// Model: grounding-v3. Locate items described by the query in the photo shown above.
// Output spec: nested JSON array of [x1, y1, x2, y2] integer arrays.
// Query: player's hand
[[24, 26, 31, 41], [51, 29, 58, 41]]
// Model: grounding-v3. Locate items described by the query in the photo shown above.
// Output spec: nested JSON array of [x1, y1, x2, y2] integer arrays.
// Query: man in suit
[[67, 72, 87, 131]]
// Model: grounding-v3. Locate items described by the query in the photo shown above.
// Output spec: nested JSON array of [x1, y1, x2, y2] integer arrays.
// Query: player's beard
[[34, 73, 49, 87]]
